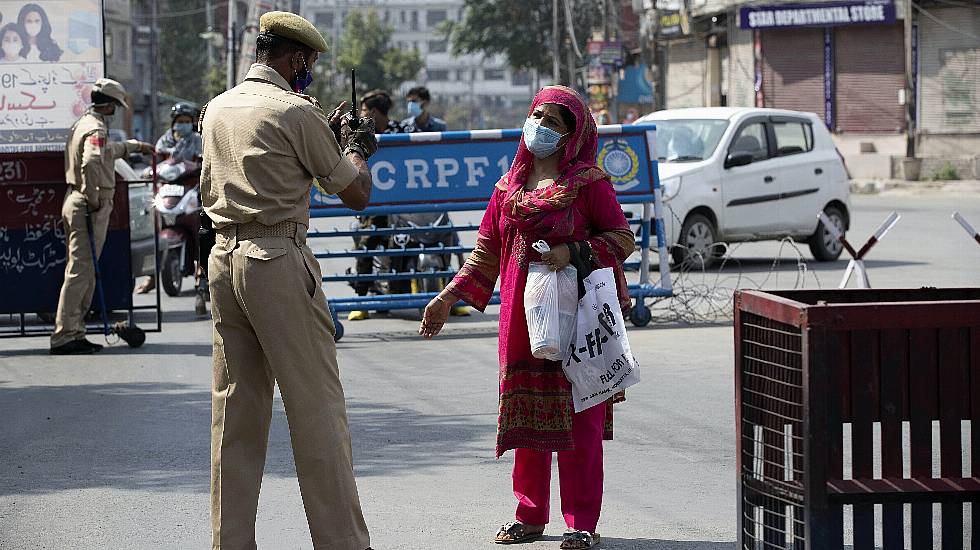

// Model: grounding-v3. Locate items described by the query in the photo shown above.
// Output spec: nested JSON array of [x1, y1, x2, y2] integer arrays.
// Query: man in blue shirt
[[400, 86, 447, 133]]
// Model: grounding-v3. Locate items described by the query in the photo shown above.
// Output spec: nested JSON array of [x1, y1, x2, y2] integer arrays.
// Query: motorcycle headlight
[[660, 176, 682, 201]]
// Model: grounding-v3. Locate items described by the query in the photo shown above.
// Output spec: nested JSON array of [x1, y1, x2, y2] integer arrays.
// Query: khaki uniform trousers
[[51, 189, 114, 348], [209, 222, 370, 550]]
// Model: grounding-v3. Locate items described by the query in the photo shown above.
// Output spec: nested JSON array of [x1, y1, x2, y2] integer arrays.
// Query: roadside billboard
[[0, 0, 104, 152]]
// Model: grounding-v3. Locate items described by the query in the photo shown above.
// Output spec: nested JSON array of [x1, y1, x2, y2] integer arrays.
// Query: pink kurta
[[446, 176, 634, 457]]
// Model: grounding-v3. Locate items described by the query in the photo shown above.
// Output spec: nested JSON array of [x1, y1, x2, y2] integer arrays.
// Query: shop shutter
[[918, 6, 980, 134], [666, 38, 706, 108], [835, 25, 905, 133], [761, 29, 824, 115]]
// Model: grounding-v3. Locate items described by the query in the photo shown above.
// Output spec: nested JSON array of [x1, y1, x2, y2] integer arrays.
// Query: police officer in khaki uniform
[[200, 12, 377, 550], [50, 78, 153, 355]]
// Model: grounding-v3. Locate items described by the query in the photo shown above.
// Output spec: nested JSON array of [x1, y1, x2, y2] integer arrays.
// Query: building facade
[[301, 0, 535, 128], [652, 0, 980, 179]]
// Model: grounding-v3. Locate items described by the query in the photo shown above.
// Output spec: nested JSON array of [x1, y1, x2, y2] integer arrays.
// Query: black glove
[[341, 116, 378, 160], [327, 104, 345, 145]]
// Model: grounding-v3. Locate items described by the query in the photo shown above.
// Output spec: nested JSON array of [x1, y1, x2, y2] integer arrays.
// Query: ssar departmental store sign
[[739, 0, 896, 29]]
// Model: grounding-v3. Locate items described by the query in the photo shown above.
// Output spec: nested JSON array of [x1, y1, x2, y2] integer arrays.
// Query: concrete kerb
[[849, 179, 980, 195]]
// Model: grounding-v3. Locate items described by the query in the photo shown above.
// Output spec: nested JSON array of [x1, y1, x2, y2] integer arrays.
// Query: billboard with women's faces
[[0, 0, 103, 153]]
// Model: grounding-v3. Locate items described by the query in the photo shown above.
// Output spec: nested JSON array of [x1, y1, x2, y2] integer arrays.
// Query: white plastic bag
[[562, 267, 640, 412], [525, 263, 560, 359], [525, 241, 578, 361]]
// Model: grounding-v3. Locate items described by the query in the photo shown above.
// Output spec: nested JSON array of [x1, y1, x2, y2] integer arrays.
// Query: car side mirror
[[725, 152, 754, 168]]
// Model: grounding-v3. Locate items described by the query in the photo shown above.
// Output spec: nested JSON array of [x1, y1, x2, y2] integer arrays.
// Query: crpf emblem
[[597, 139, 640, 191]]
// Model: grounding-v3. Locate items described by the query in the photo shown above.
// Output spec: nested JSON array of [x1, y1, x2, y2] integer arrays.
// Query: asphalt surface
[[1, 189, 978, 549]]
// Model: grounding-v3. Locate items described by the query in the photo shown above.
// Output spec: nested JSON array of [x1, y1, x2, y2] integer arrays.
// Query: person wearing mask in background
[[398, 86, 468, 316], [346, 89, 404, 321], [18, 4, 62, 62], [135, 103, 206, 304], [200, 11, 377, 549], [51, 79, 154, 355], [0, 23, 27, 62], [155, 103, 203, 162], [401, 86, 447, 133]]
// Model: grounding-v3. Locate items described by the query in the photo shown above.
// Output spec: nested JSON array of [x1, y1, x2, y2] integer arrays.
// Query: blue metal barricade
[[308, 124, 672, 340]]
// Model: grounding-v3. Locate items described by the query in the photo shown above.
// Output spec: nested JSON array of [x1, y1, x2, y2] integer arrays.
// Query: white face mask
[[2, 42, 21, 58], [25, 22, 42, 37]]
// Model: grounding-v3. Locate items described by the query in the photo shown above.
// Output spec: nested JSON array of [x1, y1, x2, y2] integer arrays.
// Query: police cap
[[259, 11, 328, 53], [92, 78, 130, 110]]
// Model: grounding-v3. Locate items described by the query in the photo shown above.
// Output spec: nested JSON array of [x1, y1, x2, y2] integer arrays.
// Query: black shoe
[[50, 339, 99, 355], [81, 339, 104, 352]]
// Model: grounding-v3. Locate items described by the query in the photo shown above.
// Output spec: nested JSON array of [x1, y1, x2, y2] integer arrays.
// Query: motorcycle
[[144, 158, 202, 297], [384, 211, 459, 296]]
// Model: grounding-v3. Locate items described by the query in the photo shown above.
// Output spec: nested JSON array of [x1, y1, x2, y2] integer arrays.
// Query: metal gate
[[308, 124, 672, 340], [0, 152, 162, 339]]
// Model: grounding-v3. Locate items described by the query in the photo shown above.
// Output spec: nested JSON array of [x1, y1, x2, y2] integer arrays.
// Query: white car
[[634, 107, 850, 266]]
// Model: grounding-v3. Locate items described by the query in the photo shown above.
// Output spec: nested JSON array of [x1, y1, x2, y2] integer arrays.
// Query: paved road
[[1, 190, 977, 549]]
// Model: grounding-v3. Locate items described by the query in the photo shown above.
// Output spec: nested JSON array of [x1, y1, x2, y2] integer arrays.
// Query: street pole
[[205, 0, 215, 67], [553, 0, 561, 84], [149, 0, 158, 139], [903, 0, 915, 157], [226, 0, 237, 90]]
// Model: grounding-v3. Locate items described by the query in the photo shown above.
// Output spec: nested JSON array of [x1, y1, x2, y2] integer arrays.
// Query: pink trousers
[[512, 403, 606, 533]]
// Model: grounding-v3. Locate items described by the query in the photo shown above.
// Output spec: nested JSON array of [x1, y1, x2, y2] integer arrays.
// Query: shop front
[[740, 0, 905, 134]]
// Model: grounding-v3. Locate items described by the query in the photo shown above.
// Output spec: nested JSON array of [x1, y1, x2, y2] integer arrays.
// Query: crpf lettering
[[371, 161, 396, 191], [463, 156, 490, 187], [433, 158, 459, 188], [404, 159, 433, 189]]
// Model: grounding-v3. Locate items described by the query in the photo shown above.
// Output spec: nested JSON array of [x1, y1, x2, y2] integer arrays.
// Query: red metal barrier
[[735, 288, 980, 549]]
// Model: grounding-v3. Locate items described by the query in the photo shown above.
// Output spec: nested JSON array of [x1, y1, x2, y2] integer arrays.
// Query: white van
[[634, 107, 850, 266]]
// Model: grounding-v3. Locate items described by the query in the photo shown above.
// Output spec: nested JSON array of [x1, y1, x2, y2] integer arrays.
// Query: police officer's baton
[[84, 208, 146, 348]]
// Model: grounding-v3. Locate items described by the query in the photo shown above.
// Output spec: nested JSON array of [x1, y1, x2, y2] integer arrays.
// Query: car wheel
[[161, 250, 183, 297], [674, 213, 720, 269], [809, 205, 846, 261]]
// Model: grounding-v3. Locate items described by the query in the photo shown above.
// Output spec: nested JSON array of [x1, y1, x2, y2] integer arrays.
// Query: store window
[[511, 69, 531, 86], [484, 68, 505, 81], [772, 121, 814, 156], [428, 40, 448, 53], [428, 69, 450, 81], [426, 10, 448, 27], [730, 121, 769, 161]]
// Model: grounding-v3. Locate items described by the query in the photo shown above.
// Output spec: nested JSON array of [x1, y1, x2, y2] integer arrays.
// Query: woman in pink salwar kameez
[[419, 86, 634, 550]]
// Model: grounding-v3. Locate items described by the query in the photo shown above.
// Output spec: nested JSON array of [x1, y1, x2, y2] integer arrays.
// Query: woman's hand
[[541, 243, 571, 271], [419, 290, 455, 339]]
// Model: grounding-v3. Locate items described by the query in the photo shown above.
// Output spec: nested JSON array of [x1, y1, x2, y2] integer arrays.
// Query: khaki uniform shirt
[[64, 111, 140, 209], [200, 63, 358, 229]]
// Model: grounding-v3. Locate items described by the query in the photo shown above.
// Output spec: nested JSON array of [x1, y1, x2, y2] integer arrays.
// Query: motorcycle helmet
[[170, 102, 197, 123]]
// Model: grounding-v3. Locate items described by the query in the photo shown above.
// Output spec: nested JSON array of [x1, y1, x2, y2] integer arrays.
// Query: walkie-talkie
[[349, 68, 359, 130]]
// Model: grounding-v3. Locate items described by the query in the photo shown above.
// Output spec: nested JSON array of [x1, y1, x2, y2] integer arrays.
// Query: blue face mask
[[407, 100, 423, 118], [173, 122, 193, 135], [292, 57, 313, 92], [522, 118, 567, 159]]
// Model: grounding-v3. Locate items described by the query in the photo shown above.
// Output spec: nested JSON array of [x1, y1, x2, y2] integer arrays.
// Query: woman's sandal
[[493, 521, 545, 544], [560, 530, 600, 549]]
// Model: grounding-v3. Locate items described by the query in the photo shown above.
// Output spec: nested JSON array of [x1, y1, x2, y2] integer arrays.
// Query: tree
[[442, 0, 600, 85], [308, 10, 424, 108], [157, 0, 208, 105]]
